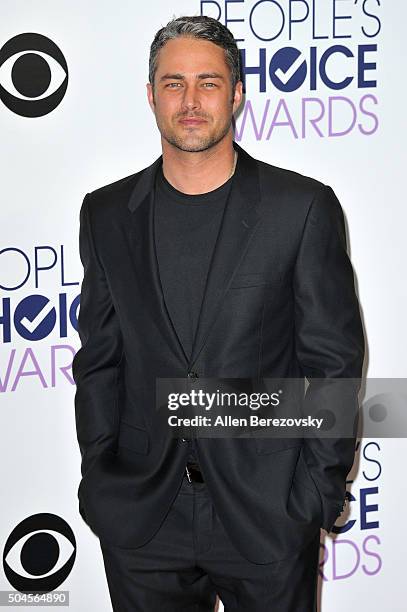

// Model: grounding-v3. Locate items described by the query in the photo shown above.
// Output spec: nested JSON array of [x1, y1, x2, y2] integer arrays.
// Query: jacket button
[[187, 371, 198, 378]]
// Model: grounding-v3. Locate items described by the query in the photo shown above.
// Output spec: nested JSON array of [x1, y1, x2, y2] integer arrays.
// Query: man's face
[[146, 36, 243, 152]]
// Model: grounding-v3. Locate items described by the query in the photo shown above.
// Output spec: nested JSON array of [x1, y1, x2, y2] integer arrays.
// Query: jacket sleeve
[[293, 184, 365, 533], [72, 193, 124, 477]]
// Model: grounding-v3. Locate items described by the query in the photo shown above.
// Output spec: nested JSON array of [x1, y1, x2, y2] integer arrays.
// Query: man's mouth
[[179, 118, 207, 125]]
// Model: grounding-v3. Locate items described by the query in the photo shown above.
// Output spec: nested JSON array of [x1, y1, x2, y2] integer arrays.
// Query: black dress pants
[[99, 473, 321, 611]]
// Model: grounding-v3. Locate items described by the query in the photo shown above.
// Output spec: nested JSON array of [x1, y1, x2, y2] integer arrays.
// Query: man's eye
[[165, 82, 216, 89]]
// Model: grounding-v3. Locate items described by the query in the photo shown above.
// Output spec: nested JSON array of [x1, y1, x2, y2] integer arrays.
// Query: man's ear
[[146, 82, 155, 114], [232, 80, 243, 114]]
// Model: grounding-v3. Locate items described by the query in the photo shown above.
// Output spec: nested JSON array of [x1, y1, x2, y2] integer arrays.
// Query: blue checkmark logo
[[15, 295, 56, 340], [269, 47, 307, 92]]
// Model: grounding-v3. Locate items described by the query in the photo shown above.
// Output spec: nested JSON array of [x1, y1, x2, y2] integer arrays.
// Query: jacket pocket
[[287, 448, 323, 526], [292, 447, 323, 506], [229, 272, 270, 289], [117, 421, 150, 454], [251, 433, 302, 454]]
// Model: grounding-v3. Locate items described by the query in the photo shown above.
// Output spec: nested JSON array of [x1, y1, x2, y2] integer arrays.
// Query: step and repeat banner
[[1, 1, 405, 610]]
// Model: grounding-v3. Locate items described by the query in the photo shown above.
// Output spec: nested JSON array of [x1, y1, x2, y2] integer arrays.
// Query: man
[[72, 15, 365, 612]]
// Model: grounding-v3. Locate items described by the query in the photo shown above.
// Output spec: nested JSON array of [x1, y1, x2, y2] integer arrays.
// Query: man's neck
[[161, 137, 236, 195]]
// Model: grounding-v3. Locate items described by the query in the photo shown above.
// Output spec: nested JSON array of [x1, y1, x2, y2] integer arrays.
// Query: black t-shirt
[[154, 163, 233, 465]]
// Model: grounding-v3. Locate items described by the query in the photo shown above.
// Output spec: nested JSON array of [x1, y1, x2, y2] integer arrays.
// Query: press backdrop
[[1, 1, 405, 610]]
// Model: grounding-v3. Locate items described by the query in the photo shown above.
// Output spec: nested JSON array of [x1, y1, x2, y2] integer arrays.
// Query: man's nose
[[181, 86, 201, 111]]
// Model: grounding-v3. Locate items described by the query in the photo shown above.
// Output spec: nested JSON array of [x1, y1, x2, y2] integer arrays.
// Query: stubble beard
[[152, 95, 234, 152], [160, 117, 233, 153]]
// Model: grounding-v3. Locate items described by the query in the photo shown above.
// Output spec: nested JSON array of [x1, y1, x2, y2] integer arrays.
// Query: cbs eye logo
[[3, 513, 76, 593], [0, 33, 68, 117]]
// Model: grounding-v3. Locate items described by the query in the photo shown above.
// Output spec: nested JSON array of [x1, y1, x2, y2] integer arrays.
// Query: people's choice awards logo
[[0, 33, 68, 117], [3, 513, 76, 593], [202, 1, 381, 140], [0, 245, 80, 394]]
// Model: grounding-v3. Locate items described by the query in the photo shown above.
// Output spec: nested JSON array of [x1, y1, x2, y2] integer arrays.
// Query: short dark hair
[[149, 15, 241, 92]]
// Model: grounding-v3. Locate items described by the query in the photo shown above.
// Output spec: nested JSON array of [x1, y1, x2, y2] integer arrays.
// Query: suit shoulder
[[87, 169, 142, 208], [257, 157, 326, 202], [82, 164, 150, 228], [255, 158, 344, 232]]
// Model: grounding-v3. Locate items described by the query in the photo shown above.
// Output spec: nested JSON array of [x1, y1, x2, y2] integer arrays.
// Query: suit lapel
[[126, 141, 261, 369], [127, 156, 190, 365], [188, 142, 261, 367]]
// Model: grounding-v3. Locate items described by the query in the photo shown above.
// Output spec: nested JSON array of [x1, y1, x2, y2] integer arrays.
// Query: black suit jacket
[[72, 141, 365, 563]]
